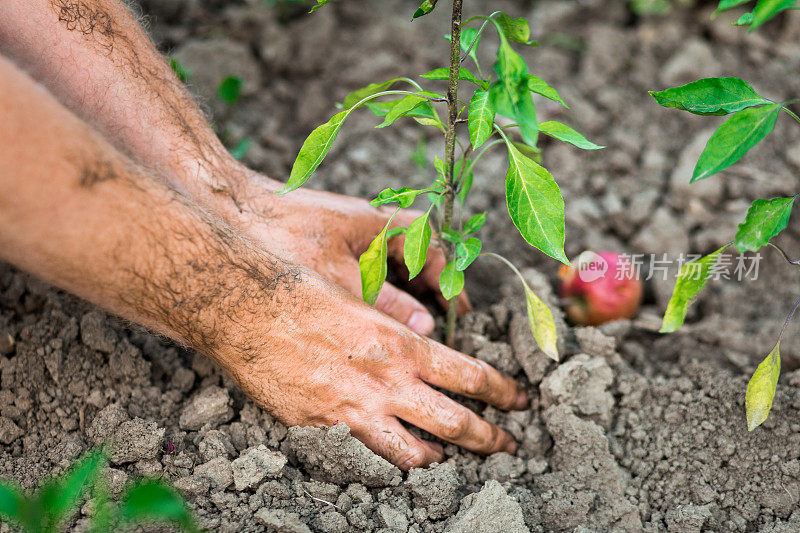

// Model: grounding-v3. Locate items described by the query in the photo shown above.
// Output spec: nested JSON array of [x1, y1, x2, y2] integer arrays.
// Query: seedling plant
[[652, 0, 800, 431], [0, 447, 199, 532], [289, 0, 603, 356]]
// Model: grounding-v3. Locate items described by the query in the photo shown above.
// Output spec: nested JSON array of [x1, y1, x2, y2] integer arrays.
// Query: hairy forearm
[[0, 54, 296, 367], [0, 0, 260, 213]]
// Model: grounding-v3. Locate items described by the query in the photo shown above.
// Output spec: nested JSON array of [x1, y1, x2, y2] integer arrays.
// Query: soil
[[3, 0, 800, 531]]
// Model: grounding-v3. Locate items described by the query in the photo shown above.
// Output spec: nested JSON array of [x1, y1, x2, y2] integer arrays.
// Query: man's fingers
[[418, 340, 528, 411], [393, 384, 517, 456], [375, 283, 435, 336], [351, 417, 444, 470]]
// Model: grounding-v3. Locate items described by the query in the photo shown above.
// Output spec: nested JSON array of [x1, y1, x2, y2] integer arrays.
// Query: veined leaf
[[751, 0, 797, 30], [367, 100, 443, 130], [692, 104, 780, 182], [490, 81, 539, 148], [539, 121, 604, 150], [370, 187, 432, 209], [660, 244, 728, 332], [439, 260, 465, 300], [496, 13, 535, 45], [421, 67, 488, 89], [283, 110, 348, 193], [504, 142, 568, 264], [310, 0, 333, 12], [735, 197, 795, 252], [746, 343, 780, 430], [413, 0, 438, 18], [120, 480, 199, 533], [464, 213, 486, 235], [359, 223, 391, 306], [342, 78, 404, 109], [649, 77, 770, 116], [525, 283, 559, 361], [377, 92, 442, 128], [404, 212, 432, 280], [455, 238, 482, 271], [468, 90, 495, 149], [525, 75, 567, 107]]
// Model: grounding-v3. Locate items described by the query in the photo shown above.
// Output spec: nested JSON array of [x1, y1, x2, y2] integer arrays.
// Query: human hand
[[215, 268, 526, 470], [219, 169, 471, 336]]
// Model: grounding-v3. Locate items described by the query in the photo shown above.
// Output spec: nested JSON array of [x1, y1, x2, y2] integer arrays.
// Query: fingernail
[[505, 440, 518, 455], [408, 310, 435, 335], [514, 390, 529, 410]]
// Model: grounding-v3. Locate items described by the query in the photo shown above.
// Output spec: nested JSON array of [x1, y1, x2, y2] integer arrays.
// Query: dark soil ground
[[3, 0, 800, 531]]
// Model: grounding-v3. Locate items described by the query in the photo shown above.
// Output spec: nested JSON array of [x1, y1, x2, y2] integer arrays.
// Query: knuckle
[[438, 408, 471, 441], [396, 445, 430, 470], [462, 363, 490, 397]]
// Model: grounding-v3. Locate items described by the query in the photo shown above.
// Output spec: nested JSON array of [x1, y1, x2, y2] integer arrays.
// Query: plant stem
[[442, 0, 463, 347]]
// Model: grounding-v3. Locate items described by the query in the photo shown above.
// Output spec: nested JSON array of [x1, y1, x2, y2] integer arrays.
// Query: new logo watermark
[[571, 251, 762, 282]]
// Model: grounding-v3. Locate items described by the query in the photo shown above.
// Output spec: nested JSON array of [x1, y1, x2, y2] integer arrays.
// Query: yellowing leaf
[[359, 225, 390, 306], [524, 283, 559, 361], [746, 343, 781, 430]]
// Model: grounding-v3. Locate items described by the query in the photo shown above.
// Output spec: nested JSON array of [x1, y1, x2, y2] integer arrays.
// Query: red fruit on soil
[[558, 251, 643, 326]]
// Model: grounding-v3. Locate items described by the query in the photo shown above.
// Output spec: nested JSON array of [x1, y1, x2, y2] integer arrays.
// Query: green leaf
[[169, 57, 190, 83], [120, 480, 199, 532], [456, 161, 474, 204], [538, 121, 604, 150], [524, 283, 559, 361], [228, 137, 251, 160], [0, 482, 25, 526], [283, 110, 348, 193], [413, 0, 438, 18], [692, 104, 781, 182], [660, 245, 728, 332], [359, 224, 390, 306], [459, 27, 481, 65], [455, 238, 482, 271], [421, 67, 488, 89], [495, 39, 528, 96], [370, 187, 431, 208], [648, 77, 770, 116], [342, 78, 404, 109], [439, 260, 465, 300], [735, 197, 794, 252], [464, 213, 486, 235], [504, 142, 568, 264], [309, 0, 333, 12], [751, 0, 797, 30], [367, 100, 443, 130], [716, 0, 752, 12], [734, 11, 755, 24], [434, 157, 448, 182], [746, 343, 781, 430], [377, 92, 442, 129], [525, 75, 567, 107], [440, 229, 463, 244], [404, 213, 432, 280], [496, 13, 535, 45], [217, 76, 243, 105], [39, 448, 106, 529], [468, 90, 495, 149]]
